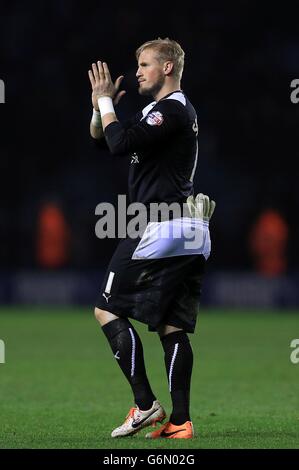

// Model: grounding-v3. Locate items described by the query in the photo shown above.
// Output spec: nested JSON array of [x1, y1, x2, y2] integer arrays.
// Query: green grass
[[0, 307, 299, 449]]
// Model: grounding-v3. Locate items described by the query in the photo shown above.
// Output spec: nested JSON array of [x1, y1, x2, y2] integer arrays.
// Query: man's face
[[136, 48, 165, 97]]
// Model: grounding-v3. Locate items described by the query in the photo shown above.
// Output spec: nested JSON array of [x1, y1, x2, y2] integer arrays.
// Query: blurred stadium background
[[1, 1, 299, 306], [0, 0, 299, 449]]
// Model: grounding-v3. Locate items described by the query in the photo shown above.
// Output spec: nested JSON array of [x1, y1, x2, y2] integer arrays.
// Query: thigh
[[161, 255, 206, 333], [96, 239, 202, 330]]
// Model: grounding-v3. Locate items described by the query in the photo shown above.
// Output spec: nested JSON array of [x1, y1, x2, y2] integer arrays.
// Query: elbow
[[104, 123, 131, 155], [104, 123, 131, 156], [107, 143, 128, 156]]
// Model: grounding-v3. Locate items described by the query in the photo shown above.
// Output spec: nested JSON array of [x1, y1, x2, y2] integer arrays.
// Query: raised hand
[[88, 61, 126, 110]]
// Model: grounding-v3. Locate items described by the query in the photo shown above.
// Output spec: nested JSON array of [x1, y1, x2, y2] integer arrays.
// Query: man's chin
[[138, 85, 151, 96], [138, 80, 164, 97]]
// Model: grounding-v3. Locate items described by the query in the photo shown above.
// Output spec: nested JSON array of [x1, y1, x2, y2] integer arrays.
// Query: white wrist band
[[98, 96, 115, 118], [91, 109, 102, 128]]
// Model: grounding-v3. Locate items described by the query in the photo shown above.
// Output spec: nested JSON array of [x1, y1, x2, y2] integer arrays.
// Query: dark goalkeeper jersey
[[104, 90, 199, 207]]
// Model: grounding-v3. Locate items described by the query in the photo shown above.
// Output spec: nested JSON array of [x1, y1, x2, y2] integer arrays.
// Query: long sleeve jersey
[[104, 90, 199, 207]]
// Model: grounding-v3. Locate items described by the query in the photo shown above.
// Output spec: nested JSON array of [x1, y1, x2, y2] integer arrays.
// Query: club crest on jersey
[[146, 111, 164, 126]]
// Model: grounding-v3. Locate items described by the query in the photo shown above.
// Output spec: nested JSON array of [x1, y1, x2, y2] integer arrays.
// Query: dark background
[[1, 0, 298, 275]]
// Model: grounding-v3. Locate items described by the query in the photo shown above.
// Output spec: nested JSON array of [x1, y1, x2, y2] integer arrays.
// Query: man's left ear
[[164, 61, 174, 76]]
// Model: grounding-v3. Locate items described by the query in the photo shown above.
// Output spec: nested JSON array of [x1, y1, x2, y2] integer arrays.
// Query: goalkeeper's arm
[[90, 109, 104, 140]]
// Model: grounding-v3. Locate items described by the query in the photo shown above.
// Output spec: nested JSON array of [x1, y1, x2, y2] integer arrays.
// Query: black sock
[[102, 318, 156, 410], [161, 330, 193, 425]]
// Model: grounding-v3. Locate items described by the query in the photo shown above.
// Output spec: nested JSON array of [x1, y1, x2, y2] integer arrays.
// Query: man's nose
[[136, 68, 141, 77]]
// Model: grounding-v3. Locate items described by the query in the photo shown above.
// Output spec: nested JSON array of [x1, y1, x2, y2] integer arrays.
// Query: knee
[[157, 324, 183, 338], [94, 307, 119, 326]]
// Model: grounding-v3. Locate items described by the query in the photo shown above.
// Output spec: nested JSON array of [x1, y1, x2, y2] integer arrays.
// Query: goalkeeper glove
[[186, 193, 216, 222]]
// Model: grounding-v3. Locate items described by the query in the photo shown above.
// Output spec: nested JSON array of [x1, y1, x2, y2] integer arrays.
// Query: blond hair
[[136, 38, 185, 80]]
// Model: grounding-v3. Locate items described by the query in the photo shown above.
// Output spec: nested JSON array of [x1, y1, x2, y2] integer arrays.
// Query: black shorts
[[95, 237, 205, 333]]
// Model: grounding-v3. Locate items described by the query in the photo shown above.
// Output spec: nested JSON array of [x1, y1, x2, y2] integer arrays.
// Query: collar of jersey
[[156, 89, 183, 102]]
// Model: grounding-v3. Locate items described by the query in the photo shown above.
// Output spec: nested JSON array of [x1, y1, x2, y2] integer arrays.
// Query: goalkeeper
[[89, 38, 216, 439]]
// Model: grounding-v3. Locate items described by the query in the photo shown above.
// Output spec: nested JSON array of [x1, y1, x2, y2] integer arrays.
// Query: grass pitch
[[0, 307, 298, 449]]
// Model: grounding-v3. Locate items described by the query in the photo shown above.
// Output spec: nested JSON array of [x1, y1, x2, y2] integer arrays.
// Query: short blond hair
[[136, 38, 185, 81]]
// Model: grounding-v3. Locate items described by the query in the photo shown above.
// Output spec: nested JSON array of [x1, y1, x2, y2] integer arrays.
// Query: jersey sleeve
[[122, 111, 143, 130], [104, 100, 187, 156], [93, 111, 142, 150]]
